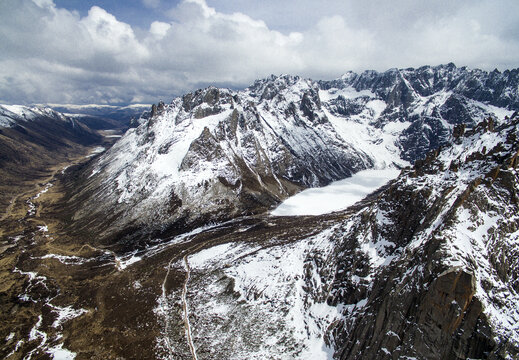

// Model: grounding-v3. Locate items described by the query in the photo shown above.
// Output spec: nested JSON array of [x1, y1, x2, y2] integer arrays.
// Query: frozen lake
[[271, 168, 400, 216]]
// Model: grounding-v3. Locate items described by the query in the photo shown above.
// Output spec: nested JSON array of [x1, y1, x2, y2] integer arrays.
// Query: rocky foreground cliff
[[330, 116, 519, 359]]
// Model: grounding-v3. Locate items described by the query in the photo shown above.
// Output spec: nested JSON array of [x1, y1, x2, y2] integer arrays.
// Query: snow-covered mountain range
[[67, 64, 517, 241], [0, 104, 72, 128], [3, 64, 519, 359], [47, 103, 150, 129]]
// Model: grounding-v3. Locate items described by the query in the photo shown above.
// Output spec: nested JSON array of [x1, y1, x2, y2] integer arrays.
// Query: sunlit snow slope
[[151, 115, 519, 360]]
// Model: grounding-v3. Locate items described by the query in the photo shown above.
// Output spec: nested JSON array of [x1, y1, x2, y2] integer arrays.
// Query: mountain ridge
[[61, 64, 518, 244]]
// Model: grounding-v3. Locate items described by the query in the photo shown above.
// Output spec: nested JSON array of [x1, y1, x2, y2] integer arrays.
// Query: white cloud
[[0, 0, 518, 104], [149, 21, 171, 39], [80, 6, 148, 60], [142, 0, 160, 9]]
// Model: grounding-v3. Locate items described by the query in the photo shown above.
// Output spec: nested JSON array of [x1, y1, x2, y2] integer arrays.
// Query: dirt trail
[[157, 250, 200, 359], [157, 229, 229, 359], [160, 257, 177, 357], [182, 255, 198, 360]]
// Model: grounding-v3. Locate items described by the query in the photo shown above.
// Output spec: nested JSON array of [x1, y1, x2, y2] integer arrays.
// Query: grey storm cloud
[[1, 0, 518, 105]]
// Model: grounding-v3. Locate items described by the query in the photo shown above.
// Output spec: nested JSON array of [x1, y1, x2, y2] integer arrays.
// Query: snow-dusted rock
[[69, 78, 375, 239], [327, 115, 519, 359]]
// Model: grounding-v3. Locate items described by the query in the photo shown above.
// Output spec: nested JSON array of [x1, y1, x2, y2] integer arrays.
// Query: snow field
[[272, 168, 400, 216]]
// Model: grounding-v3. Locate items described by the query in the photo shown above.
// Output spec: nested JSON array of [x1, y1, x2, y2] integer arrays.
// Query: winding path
[[182, 255, 199, 360], [160, 258, 176, 357]]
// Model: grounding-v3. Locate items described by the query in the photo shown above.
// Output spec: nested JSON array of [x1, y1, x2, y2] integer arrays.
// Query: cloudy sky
[[1, 0, 518, 105]]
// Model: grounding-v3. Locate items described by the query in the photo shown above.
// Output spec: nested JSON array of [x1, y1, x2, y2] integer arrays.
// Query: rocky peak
[[180, 87, 233, 113], [300, 88, 324, 122], [149, 100, 165, 118], [248, 74, 309, 101]]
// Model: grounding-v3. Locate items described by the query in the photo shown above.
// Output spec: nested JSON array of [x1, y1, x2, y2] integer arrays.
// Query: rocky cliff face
[[320, 64, 519, 161], [66, 76, 375, 242]]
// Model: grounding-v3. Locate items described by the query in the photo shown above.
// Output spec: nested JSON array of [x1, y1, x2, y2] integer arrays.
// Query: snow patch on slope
[[325, 108, 406, 169], [222, 230, 339, 359], [475, 102, 514, 123]]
